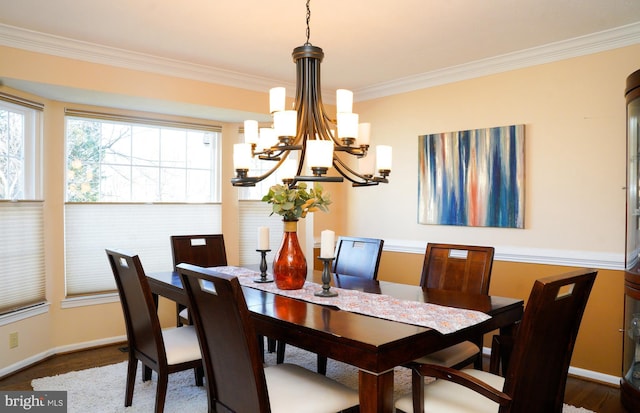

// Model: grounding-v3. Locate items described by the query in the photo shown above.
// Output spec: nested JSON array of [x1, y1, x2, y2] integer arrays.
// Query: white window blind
[[64, 111, 222, 297], [65, 203, 221, 295], [238, 201, 283, 266], [0, 201, 45, 314]]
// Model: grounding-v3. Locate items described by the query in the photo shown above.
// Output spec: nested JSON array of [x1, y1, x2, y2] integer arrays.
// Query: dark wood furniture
[[395, 268, 597, 413], [414, 243, 495, 370], [623, 268, 640, 411], [277, 236, 385, 373], [177, 264, 360, 413], [623, 67, 640, 412], [333, 236, 384, 279], [147, 268, 523, 413], [170, 234, 227, 325], [106, 249, 203, 413]]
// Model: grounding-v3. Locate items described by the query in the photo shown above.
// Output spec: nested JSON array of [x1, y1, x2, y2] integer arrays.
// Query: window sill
[[0, 302, 50, 326], [61, 293, 119, 309]]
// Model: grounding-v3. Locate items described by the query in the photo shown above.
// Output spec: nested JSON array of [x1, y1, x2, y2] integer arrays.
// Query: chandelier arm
[[332, 155, 374, 183], [231, 151, 292, 187]]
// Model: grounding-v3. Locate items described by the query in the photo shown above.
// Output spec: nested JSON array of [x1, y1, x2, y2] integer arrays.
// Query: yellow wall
[[0, 42, 638, 381]]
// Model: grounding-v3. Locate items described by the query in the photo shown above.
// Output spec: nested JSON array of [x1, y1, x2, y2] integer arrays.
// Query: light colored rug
[[32, 345, 595, 412]]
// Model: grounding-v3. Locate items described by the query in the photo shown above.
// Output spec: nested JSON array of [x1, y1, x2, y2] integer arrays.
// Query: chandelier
[[231, 0, 391, 188]]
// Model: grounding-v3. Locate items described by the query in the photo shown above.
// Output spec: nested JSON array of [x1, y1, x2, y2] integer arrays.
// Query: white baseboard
[[482, 347, 620, 387], [0, 335, 126, 379]]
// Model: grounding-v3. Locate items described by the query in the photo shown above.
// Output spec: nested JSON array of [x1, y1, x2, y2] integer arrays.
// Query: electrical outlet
[[9, 332, 18, 349]]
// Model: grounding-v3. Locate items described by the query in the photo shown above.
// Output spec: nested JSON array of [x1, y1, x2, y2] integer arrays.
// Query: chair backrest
[[177, 263, 269, 413], [170, 234, 227, 270], [106, 249, 165, 368], [501, 268, 597, 413], [333, 236, 384, 280], [420, 243, 494, 294]]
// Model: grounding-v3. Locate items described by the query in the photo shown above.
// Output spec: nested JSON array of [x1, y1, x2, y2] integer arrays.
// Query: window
[[64, 110, 222, 296], [0, 93, 45, 318]]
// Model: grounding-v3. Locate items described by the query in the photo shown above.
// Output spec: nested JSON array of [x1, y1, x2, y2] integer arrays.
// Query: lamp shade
[[358, 153, 375, 176], [233, 143, 252, 170], [274, 110, 297, 137], [357, 123, 371, 146], [337, 112, 359, 139], [259, 127, 277, 150], [270, 87, 286, 113], [376, 145, 392, 171], [307, 140, 334, 168], [244, 120, 259, 144], [336, 89, 353, 113]]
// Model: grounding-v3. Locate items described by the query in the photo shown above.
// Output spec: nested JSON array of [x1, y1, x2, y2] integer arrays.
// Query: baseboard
[[482, 347, 620, 387], [0, 335, 126, 380]]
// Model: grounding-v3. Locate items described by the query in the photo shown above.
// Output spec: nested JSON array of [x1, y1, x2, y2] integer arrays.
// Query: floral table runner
[[211, 266, 491, 335]]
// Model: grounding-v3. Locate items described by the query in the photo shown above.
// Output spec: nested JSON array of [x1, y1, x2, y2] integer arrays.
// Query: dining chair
[[276, 236, 385, 374], [170, 234, 227, 326], [332, 236, 385, 280], [409, 243, 495, 371], [395, 268, 597, 413], [106, 249, 203, 413], [177, 263, 360, 413]]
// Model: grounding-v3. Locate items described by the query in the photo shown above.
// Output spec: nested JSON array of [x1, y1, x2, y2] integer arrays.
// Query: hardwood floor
[[0, 343, 628, 412]]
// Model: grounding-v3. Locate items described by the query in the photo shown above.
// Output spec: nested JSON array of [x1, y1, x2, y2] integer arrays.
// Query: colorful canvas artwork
[[418, 125, 524, 228]]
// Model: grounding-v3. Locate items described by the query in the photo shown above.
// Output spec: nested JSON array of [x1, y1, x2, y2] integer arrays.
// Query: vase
[[273, 220, 307, 290]]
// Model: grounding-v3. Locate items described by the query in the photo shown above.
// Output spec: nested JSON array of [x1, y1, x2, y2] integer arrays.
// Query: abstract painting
[[418, 125, 524, 228]]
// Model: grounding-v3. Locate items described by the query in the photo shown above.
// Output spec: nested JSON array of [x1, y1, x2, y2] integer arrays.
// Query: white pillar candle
[[258, 226, 270, 250], [320, 230, 335, 258]]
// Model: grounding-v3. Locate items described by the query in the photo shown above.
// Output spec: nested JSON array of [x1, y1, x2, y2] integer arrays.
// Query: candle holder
[[254, 249, 273, 283], [314, 257, 338, 297]]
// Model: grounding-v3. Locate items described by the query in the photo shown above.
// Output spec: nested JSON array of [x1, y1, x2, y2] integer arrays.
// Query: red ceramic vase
[[273, 220, 307, 290]]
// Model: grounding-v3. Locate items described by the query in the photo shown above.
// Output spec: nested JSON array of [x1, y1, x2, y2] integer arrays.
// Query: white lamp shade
[[336, 89, 353, 113], [337, 112, 359, 139], [357, 123, 371, 146], [269, 87, 286, 113], [358, 154, 376, 176], [279, 159, 297, 180], [259, 127, 277, 150], [274, 110, 297, 137], [233, 143, 253, 170], [376, 145, 392, 171], [244, 120, 259, 144], [307, 140, 334, 168]]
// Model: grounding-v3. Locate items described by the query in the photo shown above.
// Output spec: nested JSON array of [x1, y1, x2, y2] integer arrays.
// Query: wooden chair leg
[[194, 366, 204, 386], [155, 373, 168, 413], [411, 368, 425, 413], [125, 358, 137, 407], [267, 337, 276, 353], [317, 354, 328, 375], [143, 364, 152, 382], [276, 341, 286, 364]]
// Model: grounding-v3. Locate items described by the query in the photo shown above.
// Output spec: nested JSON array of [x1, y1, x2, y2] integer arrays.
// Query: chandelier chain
[[305, 0, 311, 45]]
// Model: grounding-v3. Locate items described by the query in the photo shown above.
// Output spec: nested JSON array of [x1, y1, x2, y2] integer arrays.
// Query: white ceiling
[[1, 0, 640, 120]]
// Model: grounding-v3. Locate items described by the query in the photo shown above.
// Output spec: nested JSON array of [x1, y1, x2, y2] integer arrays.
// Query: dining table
[[147, 266, 523, 413]]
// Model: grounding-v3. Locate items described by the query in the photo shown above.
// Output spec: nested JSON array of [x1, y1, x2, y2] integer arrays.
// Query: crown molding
[[1, 22, 639, 102], [0, 23, 294, 94], [356, 21, 640, 101]]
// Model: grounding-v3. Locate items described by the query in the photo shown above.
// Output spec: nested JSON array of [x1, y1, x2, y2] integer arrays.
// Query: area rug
[[32, 345, 595, 412]]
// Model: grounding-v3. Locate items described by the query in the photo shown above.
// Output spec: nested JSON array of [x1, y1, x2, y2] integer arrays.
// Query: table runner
[[210, 266, 491, 335]]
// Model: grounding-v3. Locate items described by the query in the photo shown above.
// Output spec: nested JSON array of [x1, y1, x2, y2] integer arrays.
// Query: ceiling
[[1, 0, 640, 120]]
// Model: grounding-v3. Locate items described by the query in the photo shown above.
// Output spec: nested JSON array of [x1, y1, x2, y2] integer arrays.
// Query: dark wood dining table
[[147, 268, 523, 413]]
